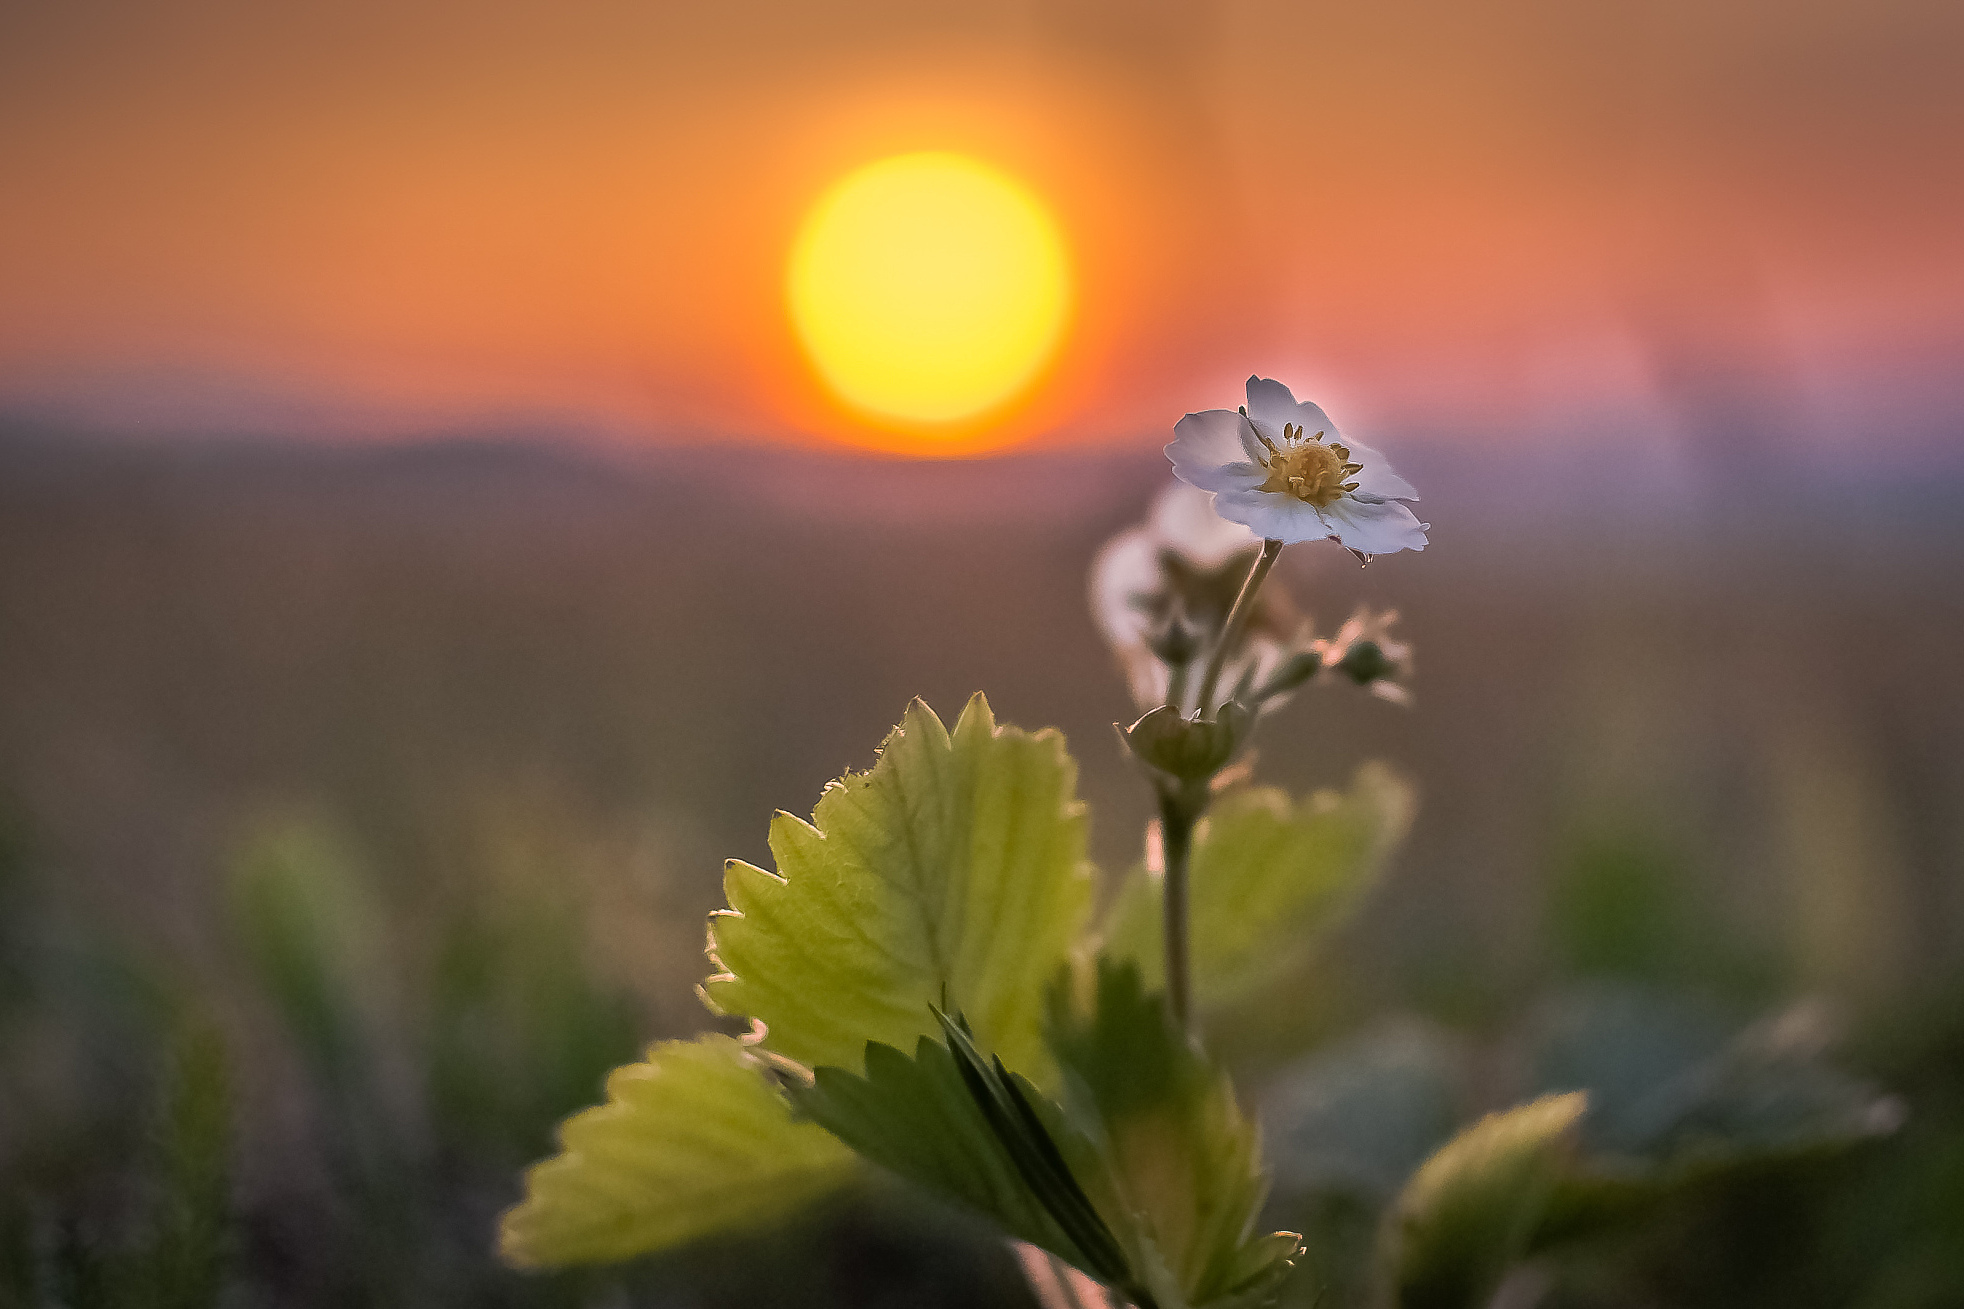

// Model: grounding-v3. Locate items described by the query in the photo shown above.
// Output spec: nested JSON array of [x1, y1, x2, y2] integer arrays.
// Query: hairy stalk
[[1165, 662, 1190, 716], [1193, 538, 1283, 717], [1160, 786, 1198, 1037], [1159, 539, 1282, 1038]]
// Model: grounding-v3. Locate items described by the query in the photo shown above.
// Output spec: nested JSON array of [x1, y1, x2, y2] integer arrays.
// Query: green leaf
[[1526, 990, 1903, 1248], [1101, 764, 1413, 1006], [1261, 1019, 1461, 1202], [138, 1016, 233, 1309], [796, 971, 1303, 1309], [228, 818, 386, 1089], [704, 695, 1094, 1082], [1046, 959, 1299, 1309], [792, 1025, 1142, 1300], [795, 988, 1301, 1309], [498, 1035, 856, 1268], [1381, 1092, 1588, 1309]]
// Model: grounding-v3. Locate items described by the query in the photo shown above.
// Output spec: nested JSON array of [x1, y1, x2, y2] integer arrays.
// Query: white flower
[[1090, 482, 1306, 713], [1166, 376, 1428, 554], [1090, 482, 1257, 645]]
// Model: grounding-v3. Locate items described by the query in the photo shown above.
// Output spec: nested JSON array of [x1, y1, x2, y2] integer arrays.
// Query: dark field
[[3, 427, 1962, 1306]]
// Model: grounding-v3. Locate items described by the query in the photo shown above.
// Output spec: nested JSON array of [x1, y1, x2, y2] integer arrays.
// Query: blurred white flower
[[1166, 376, 1428, 555], [1090, 482, 1306, 713]]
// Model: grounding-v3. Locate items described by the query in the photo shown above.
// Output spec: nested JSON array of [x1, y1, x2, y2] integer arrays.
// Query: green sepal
[[498, 1035, 856, 1268], [1120, 703, 1254, 783], [703, 694, 1093, 1086]]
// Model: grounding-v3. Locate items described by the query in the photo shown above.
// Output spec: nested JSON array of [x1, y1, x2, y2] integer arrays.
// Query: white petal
[[1219, 463, 1270, 491], [1237, 419, 1269, 464], [1168, 407, 1246, 465], [1242, 376, 1298, 443], [1170, 407, 1269, 493], [1245, 375, 1339, 445], [1318, 497, 1429, 554], [1331, 437, 1418, 503], [1088, 527, 1160, 648], [1122, 649, 1170, 712], [1179, 460, 1266, 495], [1214, 488, 1336, 544]]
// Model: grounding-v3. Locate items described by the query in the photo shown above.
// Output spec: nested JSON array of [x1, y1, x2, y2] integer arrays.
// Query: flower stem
[[1193, 538, 1283, 717], [1157, 540, 1282, 1040], [1159, 785, 1198, 1037], [1165, 661, 1190, 714]]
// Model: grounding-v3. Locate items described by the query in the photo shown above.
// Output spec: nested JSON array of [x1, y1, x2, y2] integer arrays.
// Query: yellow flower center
[[1250, 419, 1362, 508]]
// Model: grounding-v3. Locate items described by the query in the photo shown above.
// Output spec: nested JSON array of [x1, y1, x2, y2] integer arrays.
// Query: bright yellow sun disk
[[788, 152, 1072, 428]]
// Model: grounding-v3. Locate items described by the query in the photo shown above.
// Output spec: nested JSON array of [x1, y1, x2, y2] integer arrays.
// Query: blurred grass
[[0, 430, 1961, 1304]]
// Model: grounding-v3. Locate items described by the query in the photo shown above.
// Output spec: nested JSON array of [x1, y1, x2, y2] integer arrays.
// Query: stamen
[[1253, 435, 1357, 508]]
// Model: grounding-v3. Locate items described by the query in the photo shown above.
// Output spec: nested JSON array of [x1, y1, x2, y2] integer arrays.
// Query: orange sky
[[2, 0, 1960, 455]]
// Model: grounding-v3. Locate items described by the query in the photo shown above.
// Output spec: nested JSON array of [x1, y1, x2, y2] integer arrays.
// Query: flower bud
[[1319, 608, 1413, 703], [1254, 649, 1323, 700], [1336, 640, 1398, 686]]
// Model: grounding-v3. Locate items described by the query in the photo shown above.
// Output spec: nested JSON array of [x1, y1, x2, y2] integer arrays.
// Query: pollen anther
[[1252, 420, 1358, 508]]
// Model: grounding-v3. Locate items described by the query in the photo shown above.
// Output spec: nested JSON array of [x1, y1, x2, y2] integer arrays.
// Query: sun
[[787, 152, 1072, 435]]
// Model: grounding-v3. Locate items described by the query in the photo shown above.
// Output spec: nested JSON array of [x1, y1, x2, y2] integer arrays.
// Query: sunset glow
[[787, 153, 1071, 436], [0, 2, 1958, 458]]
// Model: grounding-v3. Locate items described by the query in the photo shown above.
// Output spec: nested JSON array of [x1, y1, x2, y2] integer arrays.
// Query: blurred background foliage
[[1, 431, 1961, 1306]]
